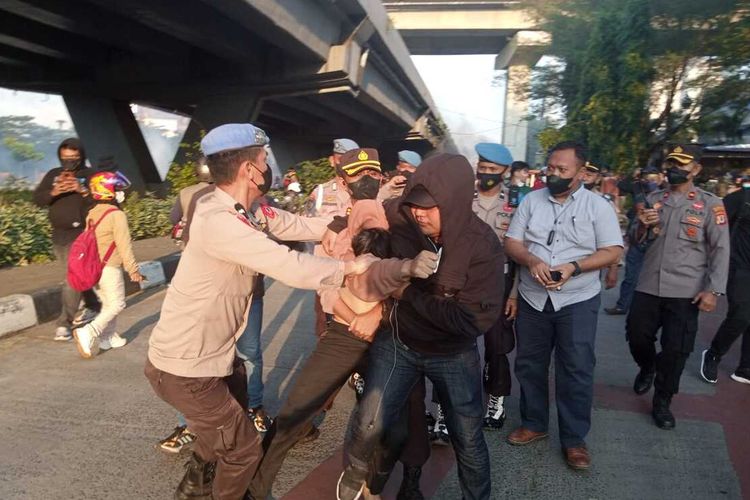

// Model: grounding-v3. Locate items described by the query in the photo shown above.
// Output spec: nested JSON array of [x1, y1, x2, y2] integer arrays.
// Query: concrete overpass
[[385, 0, 549, 163], [0, 0, 450, 188]]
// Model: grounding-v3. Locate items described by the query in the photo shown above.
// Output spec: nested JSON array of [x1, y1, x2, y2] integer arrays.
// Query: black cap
[[403, 184, 437, 208]]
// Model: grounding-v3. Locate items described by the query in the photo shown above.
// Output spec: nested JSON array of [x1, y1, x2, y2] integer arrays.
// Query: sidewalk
[[0, 237, 180, 337]]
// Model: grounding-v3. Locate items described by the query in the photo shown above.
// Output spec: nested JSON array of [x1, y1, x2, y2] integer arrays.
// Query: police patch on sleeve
[[712, 206, 727, 225], [261, 205, 276, 219]]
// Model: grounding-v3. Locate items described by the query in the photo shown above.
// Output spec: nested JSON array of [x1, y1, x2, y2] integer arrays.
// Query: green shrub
[[0, 201, 53, 267], [122, 192, 175, 240]]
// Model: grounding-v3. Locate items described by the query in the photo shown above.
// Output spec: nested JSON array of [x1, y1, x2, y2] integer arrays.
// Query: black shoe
[[397, 465, 425, 500], [700, 349, 720, 384], [652, 394, 675, 430], [482, 395, 506, 430], [604, 307, 627, 315], [175, 453, 215, 500], [633, 367, 655, 395], [425, 411, 436, 431]]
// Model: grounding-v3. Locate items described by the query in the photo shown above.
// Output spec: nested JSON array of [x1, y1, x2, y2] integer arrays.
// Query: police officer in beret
[[627, 145, 730, 429], [472, 142, 520, 430], [397, 150, 422, 175], [145, 124, 374, 500]]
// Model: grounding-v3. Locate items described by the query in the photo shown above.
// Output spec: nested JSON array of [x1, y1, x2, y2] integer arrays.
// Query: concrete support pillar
[[63, 95, 160, 189], [501, 64, 531, 163], [174, 93, 260, 166]]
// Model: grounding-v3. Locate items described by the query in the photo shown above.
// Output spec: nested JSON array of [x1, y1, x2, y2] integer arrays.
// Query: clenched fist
[[401, 250, 439, 279]]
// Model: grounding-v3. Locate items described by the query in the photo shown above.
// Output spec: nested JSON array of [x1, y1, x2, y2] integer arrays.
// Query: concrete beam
[[204, 0, 342, 62], [0, 0, 186, 57], [387, 8, 538, 31], [495, 30, 551, 69], [63, 95, 161, 187]]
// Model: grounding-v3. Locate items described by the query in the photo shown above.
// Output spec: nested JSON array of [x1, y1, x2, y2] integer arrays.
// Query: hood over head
[[57, 137, 87, 167], [399, 153, 477, 292]]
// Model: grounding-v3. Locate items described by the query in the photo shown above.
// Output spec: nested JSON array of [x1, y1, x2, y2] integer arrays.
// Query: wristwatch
[[711, 291, 725, 297], [569, 261, 582, 277]]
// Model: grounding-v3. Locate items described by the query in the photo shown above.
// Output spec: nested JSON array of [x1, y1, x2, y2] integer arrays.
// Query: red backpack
[[67, 208, 119, 291]]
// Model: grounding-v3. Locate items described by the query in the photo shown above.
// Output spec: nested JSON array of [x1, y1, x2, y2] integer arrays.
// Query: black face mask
[[547, 175, 574, 195], [253, 164, 273, 195], [348, 175, 381, 200], [584, 182, 596, 190], [398, 170, 413, 182], [477, 173, 503, 192], [61, 159, 81, 171], [666, 167, 690, 185]]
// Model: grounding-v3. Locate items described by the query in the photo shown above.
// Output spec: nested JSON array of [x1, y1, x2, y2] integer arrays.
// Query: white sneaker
[[100, 332, 127, 351], [73, 324, 99, 359], [53, 326, 72, 341]]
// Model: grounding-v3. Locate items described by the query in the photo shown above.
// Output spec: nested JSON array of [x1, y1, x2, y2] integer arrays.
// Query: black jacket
[[385, 154, 505, 355], [33, 139, 94, 245]]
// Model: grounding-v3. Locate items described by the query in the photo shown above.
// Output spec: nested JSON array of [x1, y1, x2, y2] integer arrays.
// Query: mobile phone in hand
[[550, 270, 563, 282]]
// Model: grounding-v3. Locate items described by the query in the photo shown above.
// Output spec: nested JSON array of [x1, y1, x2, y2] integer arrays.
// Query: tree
[[526, 0, 750, 171]]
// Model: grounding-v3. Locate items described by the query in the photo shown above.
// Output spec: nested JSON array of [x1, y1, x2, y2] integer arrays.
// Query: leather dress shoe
[[604, 307, 627, 315], [633, 368, 655, 395], [507, 427, 548, 446], [563, 446, 591, 470]]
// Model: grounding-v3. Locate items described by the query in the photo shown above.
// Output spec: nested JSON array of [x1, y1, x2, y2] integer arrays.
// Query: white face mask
[[115, 191, 126, 203], [287, 181, 301, 193]]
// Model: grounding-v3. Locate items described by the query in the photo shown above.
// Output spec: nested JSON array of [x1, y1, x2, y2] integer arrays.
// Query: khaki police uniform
[[146, 187, 343, 499], [626, 187, 730, 397], [472, 188, 518, 398]]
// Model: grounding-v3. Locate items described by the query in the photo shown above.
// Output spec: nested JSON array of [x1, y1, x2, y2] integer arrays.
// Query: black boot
[[633, 367, 656, 395], [174, 453, 216, 500], [397, 465, 425, 500], [652, 392, 676, 430]]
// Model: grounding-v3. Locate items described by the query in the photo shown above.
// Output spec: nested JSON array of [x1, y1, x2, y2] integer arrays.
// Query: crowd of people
[[30, 127, 750, 500]]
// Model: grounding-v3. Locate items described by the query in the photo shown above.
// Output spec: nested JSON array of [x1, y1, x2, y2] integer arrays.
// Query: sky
[[0, 55, 506, 178], [412, 55, 506, 160]]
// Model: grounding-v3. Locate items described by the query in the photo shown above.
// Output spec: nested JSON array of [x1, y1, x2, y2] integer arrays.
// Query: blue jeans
[[616, 245, 645, 312], [344, 330, 490, 500], [515, 295, 600, 448], [236, 296, 265, 409]]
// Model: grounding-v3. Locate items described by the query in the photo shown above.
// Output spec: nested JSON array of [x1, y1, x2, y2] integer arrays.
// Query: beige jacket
[[87, 203, 138, 274], [148, 187, 344, 377]]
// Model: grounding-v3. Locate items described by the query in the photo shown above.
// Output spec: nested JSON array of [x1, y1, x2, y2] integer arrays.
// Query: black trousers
[[626, 292, 699, 396], [483, 272, 515, 397], [248, 321, 370, 499], [710, 267, 750, 370]]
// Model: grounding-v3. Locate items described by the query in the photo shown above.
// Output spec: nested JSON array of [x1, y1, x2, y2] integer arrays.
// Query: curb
[[0, 252, 180, 338]]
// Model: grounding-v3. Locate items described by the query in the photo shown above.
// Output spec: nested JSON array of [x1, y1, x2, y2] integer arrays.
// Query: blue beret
[[475, 143, 513, 166], [398, 150, 422, 167], [333, 138, 359, 154], [201, 123, 269, 156]]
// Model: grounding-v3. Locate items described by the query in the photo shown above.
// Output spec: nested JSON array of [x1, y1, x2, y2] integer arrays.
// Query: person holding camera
[[504, 141, 623, 470], [33, 138, 100, 341]]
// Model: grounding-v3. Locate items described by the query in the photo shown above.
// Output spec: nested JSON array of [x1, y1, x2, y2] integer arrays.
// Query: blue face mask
[[642, 180, 659, 193]]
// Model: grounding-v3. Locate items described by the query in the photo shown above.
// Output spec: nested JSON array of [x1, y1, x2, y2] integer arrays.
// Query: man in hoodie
[[33, 138, 100, 341], [337, 153, 505, 500]]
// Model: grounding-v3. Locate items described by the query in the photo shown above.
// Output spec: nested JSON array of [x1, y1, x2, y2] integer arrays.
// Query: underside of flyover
[[0, 0, 446, 187]]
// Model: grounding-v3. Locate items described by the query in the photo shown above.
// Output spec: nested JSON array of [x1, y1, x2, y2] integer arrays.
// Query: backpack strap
[[88, 207, 120, 266], [88, 207, 120, 230]]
